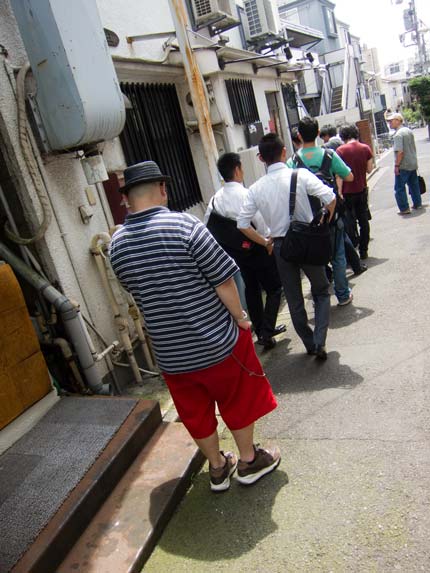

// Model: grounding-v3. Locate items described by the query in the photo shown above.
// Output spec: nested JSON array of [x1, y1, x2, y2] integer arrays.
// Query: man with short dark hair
[[320, 124, 343, 150], [238, 133, 336, 360], [287, 117, 354, 307], [204, 152, 285, 350], [386, 112, 422, 214], [110, 160, 280, 492], [337, 123, 374, 259]]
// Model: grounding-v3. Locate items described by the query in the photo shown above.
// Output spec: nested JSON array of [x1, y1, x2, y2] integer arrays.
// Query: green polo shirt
[[287, 146, 351, 179]]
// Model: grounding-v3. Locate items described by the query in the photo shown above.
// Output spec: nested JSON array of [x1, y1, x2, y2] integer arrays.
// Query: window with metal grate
[[225, 78, 260, 125]]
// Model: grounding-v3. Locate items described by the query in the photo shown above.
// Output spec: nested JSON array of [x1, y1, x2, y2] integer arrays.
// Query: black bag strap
[[289, 170, 298, 220], [292, 152, 307, 169], [320, 148, 334, 174]]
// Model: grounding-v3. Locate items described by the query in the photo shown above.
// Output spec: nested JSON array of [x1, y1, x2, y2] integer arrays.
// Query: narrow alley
[[144, 129, 430, 572]]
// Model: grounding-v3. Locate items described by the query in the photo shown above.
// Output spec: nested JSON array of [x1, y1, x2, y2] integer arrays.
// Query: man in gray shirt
[[387, 112, 422, 214]]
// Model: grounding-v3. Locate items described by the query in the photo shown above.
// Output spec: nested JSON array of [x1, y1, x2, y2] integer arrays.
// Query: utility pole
[[168, 0, 221, 201]]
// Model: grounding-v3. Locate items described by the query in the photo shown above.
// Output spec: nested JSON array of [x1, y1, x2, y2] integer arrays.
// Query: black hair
[[291, 127, 301, 145], [298, 116, 319, 143], [258, 133, 285, 164], [339, 123, 359, 142], [320, 124, 337, 138], [217, 152, 241, 182]]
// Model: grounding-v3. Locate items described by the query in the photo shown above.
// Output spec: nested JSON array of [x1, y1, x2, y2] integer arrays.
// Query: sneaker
[[209, 451, 238, 492], [338, 293, 353, 306], [237, 445, 281, 486], [398, 208, 411, 215], [413, 205, 423, 210]]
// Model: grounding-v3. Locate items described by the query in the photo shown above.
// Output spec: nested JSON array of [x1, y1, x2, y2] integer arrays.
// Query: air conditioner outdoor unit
[[191, 0, 238, 27], [243, 0, 278, 40]]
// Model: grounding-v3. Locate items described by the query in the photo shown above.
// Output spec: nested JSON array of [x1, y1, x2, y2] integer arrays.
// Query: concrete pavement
[[144, 128, 430, 572]]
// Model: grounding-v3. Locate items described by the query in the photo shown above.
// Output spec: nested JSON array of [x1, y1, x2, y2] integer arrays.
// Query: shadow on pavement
[[329, 305, 374, 329], [357, 256, 389, 270], [266, 351, 363, 394], [150, 470, 288, 562]]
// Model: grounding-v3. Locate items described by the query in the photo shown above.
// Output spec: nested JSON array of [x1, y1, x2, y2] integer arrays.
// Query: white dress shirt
[[204, 181, 269, 236], [237, 163, 335, 238]]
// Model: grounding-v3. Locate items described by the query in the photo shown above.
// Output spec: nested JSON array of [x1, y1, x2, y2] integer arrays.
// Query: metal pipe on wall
[[0, 241, 110, 395], [90, 234, 144, 384]]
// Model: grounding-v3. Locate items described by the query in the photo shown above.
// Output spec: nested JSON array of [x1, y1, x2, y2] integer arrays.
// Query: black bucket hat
[[122, 161, 171, 193]]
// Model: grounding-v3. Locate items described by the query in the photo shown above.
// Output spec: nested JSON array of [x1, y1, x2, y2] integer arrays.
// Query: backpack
[[292, 148, 345, 222], [292, 148, 336, 190]]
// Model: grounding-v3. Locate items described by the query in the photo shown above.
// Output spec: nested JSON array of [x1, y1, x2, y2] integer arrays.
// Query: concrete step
[[12, 399, 162, 573], [58, 422, 204, 573]]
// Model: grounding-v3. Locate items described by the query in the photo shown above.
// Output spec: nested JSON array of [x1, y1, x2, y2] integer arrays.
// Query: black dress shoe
[[273, 324, 286, 336], [360, 252, 368, 260], [315, 345, 328, 361], [261, 337, 277, 350], [354, 264, 368, 276]]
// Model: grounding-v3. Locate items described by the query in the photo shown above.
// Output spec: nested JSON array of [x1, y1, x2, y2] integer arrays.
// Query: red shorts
[[162, 328, 277, 439]]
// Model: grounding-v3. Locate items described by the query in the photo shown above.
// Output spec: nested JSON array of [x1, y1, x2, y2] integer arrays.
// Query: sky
[[333, 0, 430, 68]]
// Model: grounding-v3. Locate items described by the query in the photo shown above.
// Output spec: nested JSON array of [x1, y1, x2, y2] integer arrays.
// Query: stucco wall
[[0, 1, 127, 378]]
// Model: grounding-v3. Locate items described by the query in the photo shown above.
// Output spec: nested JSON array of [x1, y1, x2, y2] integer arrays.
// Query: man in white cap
[[386, 112, 422, 215]]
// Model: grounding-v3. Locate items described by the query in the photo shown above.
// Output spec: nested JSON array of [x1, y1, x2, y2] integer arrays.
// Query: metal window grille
[[225, 79, 260, 125], [120, 82, 202, 212], [281, 83, 299, 129]]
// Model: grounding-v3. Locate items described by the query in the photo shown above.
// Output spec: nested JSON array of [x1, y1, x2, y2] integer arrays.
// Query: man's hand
[[236, 318, 252, 330], [265, 237, 274, 255], [394, 165, 400, 176]]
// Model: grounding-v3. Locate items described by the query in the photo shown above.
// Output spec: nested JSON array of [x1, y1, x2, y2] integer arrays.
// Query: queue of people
[[109, 113, 418, 494]]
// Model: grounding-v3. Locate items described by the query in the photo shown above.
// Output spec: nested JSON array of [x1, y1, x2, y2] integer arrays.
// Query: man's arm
[[366, 158, 374, 174], [237, 187, 274, 254], [215, 277, 251, 330], [394, 150, 404, 175], [240, 226, 273, 254]]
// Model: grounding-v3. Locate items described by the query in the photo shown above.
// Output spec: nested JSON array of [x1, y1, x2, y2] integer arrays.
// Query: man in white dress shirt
[[238, 133, 336, 360], [205, 152, 285, 350]]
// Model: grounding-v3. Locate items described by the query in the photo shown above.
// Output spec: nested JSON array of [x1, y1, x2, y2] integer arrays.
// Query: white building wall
[[0, 0, 128, 378]]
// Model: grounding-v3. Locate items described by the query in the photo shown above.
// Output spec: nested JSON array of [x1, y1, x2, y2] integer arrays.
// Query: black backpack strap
[[320, 148, 334, 175], [289, 170, 298, 219], [293, 152, 307, 169]]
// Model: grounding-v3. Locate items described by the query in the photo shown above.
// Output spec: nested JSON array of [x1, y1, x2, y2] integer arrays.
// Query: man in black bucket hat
[[110, 161, 281, 492]]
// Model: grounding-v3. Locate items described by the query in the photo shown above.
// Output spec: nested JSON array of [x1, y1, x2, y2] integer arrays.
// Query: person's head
[[217, 152, 243, 183], [386, 112, 404, 130], [121, 161, 171, 212], [258, 133, 287, 165], [319, 124, 337, 142], [339, 123, 359, 143], [298, 116, 319, 143], [291, 127, 302, 150]]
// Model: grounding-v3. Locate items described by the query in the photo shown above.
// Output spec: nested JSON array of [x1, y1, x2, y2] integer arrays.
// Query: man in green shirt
[[287, 116, 354, 306]]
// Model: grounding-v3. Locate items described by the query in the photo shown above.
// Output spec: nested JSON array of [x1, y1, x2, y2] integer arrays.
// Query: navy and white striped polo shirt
[[110, 206, 239, 374]]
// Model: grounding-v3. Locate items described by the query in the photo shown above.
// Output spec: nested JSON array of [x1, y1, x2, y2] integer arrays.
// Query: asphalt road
[[145, 128, 430, 573]]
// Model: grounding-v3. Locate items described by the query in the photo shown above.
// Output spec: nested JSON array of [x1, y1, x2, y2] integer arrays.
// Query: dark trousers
[[239, 254, 282, 341], [273, 241, 330, 350], [344, 191, 370, 257], [344, 230, 362, 273]]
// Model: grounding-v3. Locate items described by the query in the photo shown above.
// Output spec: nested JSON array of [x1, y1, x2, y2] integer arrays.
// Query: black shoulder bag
[[280, 170, 332, 266], [206, 198, 255, 256]]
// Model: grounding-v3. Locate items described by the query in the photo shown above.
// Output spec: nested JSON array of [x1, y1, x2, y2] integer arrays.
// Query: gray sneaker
[[209, 451, 238, 492], [237, 445, 281, 486]]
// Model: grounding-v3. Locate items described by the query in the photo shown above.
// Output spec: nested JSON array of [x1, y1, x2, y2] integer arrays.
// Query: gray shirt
[[393, 126, 418, 170]]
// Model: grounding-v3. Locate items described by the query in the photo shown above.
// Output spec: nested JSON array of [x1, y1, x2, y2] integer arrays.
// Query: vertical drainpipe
[[168, 0, 221, 202]]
